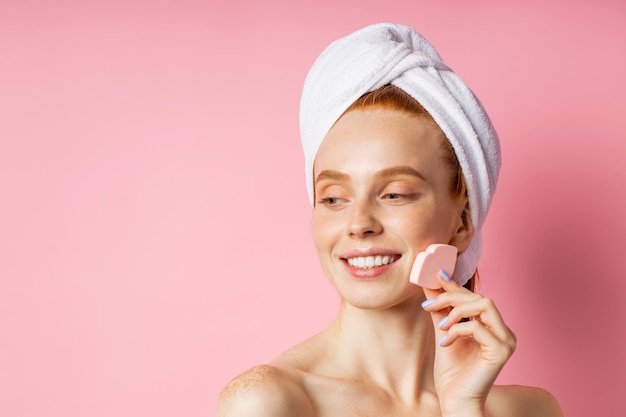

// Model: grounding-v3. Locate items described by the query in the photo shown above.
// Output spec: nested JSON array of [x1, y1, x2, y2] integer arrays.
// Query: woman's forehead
[[315, 109, 446, 169]]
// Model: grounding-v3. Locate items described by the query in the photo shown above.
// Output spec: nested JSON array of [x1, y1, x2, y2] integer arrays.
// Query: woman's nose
[[347, 199, 383, 238]]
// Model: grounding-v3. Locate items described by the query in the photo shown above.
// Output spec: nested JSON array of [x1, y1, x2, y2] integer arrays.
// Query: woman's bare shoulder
[[216, 364, 315, 417], [487, 385, 563, 417]]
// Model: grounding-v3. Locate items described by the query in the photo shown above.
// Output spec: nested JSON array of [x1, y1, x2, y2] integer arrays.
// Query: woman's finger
[[438, 319, 516, 362], [436, 297, 514, 343], [421, 271, 515, 344]]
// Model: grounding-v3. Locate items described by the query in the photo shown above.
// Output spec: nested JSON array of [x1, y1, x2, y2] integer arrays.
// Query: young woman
[[217, 23, 563, 417]]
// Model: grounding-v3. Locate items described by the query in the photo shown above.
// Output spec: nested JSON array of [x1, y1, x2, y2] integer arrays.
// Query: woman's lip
[[341, 258, 398, 279], [338, 248, 403, 279], [339, 247, 401, 259]]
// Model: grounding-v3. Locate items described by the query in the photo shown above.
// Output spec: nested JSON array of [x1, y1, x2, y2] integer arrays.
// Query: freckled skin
[[221, 366, 271, 398]]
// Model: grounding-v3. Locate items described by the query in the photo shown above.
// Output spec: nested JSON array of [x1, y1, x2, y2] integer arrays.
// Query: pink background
[[1, 1, 625, 416]]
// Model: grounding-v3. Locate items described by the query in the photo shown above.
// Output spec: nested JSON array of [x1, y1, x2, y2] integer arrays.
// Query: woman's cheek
[[311, 211, 336, 250]]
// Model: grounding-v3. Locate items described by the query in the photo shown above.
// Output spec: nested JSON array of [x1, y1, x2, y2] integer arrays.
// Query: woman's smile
[[345, 255, 399, 269], [339, 248, 402, 279]]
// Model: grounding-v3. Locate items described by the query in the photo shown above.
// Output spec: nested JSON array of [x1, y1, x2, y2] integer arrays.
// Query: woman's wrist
[[440, 401, 484, 417], [443, 410, 483, 417]]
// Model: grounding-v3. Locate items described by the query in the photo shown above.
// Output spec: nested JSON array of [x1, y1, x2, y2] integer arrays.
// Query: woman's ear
[[449, 201, 474, 252]]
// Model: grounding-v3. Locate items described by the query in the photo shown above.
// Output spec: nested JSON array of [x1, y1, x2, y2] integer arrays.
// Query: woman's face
[[312, 108, 471, 309]]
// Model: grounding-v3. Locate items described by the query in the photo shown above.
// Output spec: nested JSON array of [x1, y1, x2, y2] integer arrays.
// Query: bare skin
[[217, 109, 563, 417]]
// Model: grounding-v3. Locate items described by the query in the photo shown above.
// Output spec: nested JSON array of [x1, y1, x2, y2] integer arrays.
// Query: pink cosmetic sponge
[[409, 244, 458, 289]]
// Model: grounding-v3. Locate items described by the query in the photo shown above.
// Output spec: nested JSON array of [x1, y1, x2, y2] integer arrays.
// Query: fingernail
[[437, 316, 449, 329], [439, 269, 451, 282], [438, 335, 447, 346], [421, 298, 436, 308]]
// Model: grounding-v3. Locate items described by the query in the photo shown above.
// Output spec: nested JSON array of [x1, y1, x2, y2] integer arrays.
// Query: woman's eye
[[319, 197, 342, 205], [381, 192, 418, 202]]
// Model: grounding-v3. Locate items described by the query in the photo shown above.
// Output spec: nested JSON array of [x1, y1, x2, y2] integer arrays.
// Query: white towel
[[299, 23, 501, 286]]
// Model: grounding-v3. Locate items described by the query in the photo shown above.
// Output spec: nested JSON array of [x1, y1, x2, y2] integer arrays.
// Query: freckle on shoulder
[[217, 365, 314, 417], [224, 365, 274, 393]]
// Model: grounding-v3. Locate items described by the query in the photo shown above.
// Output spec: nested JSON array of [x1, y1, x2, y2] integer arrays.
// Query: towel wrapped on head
[[299, 23, 501, 286]]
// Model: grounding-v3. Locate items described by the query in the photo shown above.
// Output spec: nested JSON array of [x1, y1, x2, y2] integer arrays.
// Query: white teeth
[[347, 255, 397, 269]]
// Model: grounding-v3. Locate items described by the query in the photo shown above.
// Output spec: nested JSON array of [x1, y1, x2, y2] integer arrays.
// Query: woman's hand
[[421, 271, 516, 417]]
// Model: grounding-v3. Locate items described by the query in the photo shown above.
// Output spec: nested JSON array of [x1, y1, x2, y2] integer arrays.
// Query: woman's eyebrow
[[315, 169, 350, 184], [375, 166, 426, 181]]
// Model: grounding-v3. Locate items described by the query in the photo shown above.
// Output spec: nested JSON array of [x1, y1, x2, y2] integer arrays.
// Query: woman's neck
[[324, 295, 437, 403]]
